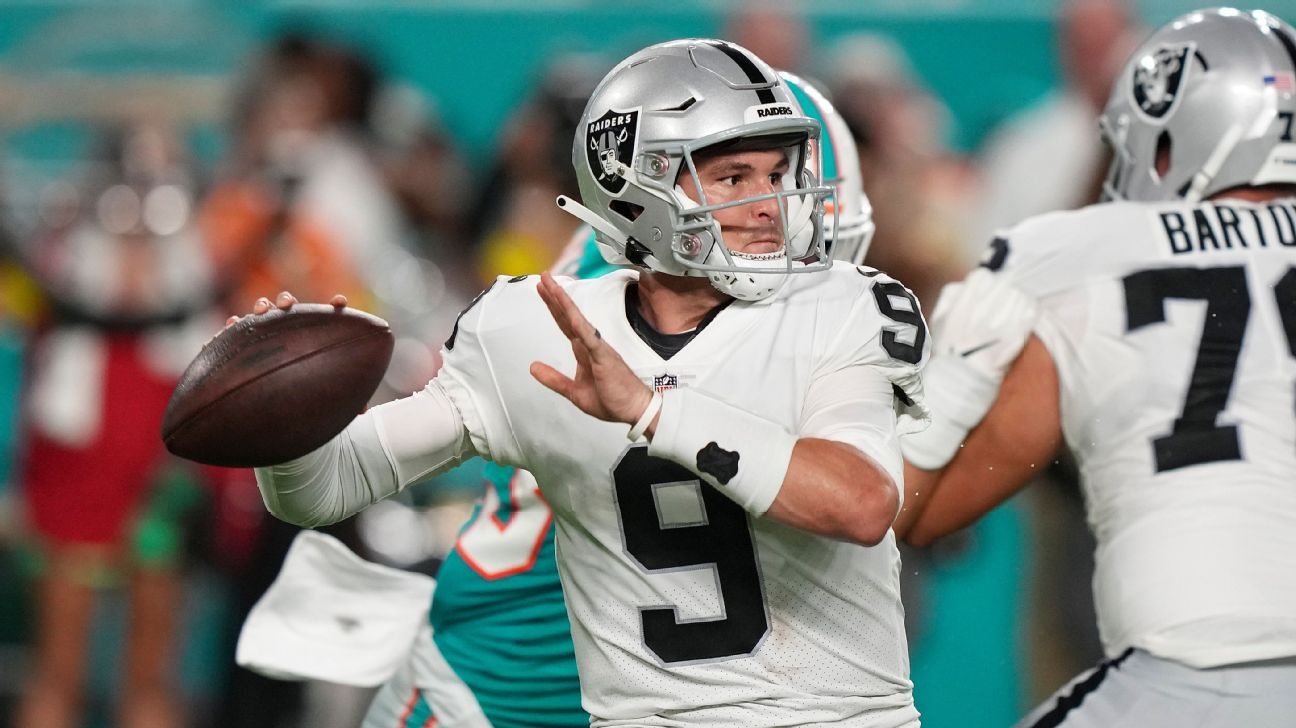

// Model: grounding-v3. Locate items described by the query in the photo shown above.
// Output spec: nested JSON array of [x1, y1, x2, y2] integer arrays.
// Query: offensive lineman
[[894, 9, 1296, 726], [250, 40, 928, 726]]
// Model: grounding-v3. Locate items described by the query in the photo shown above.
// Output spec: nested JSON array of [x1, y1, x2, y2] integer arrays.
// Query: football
[[162, 304, 395, 468]]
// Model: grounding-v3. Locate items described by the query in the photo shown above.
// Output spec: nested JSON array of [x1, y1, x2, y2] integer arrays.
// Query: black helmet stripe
[[708, 41, 777, 104], [1276, 27, 1296, 76], [1259, 13, 1296, 77]]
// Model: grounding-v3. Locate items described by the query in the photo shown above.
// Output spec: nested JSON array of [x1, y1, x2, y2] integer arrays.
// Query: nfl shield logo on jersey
[[586, 108, 639, 195], [1132, 43, 1194, 121], [653, 374, 678, 392]]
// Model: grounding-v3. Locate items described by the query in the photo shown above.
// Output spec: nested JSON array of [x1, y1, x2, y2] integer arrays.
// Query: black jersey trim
[[708, 41, 776, 105], [625, 284, 732, 360], [1025, 648, 1135, 728]]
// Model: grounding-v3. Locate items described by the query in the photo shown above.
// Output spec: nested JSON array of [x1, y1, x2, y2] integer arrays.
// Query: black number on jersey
[[871, 281, 927, 364], [1123, 265, 1296, 472], [981, 236, 1011, 272], [613, 446, 768, 664], [1277, 268, 1296, 358], [1279, 111, 1295, 143]]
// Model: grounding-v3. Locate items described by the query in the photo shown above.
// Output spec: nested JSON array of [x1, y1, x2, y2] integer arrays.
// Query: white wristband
[[647, 388, 795, 516], [627, 390, 663, 442]]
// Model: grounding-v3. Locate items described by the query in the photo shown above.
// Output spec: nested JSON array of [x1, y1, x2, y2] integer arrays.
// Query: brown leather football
[[162, 304, 394, 468]]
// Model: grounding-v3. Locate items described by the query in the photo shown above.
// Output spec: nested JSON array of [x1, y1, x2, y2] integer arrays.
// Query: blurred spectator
[[12, 118, 230, 728], [202, 33, 408, 315], [370, 84, 473, 268], [825, 33, 972, 305], [722, 3, 809, 75], [961, 0, 1141, 257], [468, 55, 603, 283]]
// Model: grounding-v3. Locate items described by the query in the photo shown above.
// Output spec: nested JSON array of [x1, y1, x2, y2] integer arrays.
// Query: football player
[[356, 70, 878, 728], [250, 40, 928, 726], [894, 9, 1296, 726]]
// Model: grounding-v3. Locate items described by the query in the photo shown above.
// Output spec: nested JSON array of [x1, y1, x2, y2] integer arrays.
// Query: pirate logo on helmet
[[1132, 43, 1194, 121], [586, 108, 639, 195]]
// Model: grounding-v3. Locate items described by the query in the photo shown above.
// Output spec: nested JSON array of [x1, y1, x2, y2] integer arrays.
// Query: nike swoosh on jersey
[[959, 341, 997, 357]]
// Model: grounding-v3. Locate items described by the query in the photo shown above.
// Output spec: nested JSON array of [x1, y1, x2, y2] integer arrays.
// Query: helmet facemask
[[661, 129, 831, 300], [561, 39, 837, 302]]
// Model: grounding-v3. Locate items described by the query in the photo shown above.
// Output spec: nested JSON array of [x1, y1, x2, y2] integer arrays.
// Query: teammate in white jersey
[[248, 39, 929, 726], [894, 9, 1296, 726]]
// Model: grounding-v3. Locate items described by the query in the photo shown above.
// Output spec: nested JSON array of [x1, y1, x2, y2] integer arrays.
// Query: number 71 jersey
[[436, 267, 928, 727], [986, 197, 1296, 669]]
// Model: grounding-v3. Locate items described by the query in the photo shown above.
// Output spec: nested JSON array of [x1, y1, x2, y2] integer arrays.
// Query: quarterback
[[896, 9, 1296, 726], [250, 40, 928, 727], [356, 70, 877, 728]]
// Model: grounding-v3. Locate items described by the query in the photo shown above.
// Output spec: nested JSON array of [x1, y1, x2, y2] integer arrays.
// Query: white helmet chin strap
[[556, 195, 627, 247], [1183, 122, 1244, 202], [704, 250, 792, 301]]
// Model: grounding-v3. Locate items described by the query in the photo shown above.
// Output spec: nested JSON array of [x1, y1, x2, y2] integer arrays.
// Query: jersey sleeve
[[800, 363, 906, 493], [817, 268, 931, 435], [435, 279, 523, 466], [979, 205, 1112, 299], [978, 208, 1100, 369]]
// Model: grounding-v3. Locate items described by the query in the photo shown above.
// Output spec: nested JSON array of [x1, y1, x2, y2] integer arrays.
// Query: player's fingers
[[275, 291, 298, 310], [225, 315, 239, 328], [329, 294, 348, 309], [542, 272, 603, 353], [570, 337, 595, 371], [530, 361, 574, 400], [537, 274, 580, 341], [252, 297, 272, 314]]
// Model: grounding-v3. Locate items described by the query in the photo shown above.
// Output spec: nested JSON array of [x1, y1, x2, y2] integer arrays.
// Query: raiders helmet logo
[[586, 108, 639, 195], [1132, 43, 1194, 121]]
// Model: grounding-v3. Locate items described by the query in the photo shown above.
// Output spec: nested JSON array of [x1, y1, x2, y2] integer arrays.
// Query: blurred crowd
[[0, 2, 1144, 727]]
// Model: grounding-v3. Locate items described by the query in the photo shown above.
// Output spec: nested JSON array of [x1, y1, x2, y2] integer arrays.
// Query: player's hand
[[900, 268, 1038, 471], [530, 272, 653, 426], [223, 291, 348, 329], [928, 268, 1036, 380]]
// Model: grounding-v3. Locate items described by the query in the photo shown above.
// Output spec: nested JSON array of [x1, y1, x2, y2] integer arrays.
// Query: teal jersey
[[432, 462, 584, 728], [430, 233, 613, 728]]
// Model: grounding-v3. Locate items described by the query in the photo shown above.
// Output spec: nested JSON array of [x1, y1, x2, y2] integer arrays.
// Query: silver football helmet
[[780, 71, 875, 265], [1101, 8, 1296, 202], [558, 39, 832, 301]]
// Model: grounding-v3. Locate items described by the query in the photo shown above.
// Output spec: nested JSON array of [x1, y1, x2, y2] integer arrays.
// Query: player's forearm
[[645, 387, 899, 546], [902, 337, 1063, 547], [255, 381, 473, 528], [764, 438, 899, 546], [891, 462, 943, 541], [255, 411, 400, 528]]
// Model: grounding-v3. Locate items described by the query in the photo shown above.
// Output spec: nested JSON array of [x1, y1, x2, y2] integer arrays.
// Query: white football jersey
[[988, 197, 1296, 668], [436, 267, 927, 727]]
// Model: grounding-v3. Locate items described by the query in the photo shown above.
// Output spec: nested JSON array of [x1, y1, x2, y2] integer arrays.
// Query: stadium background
[[0, 1, 1290, 727]]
